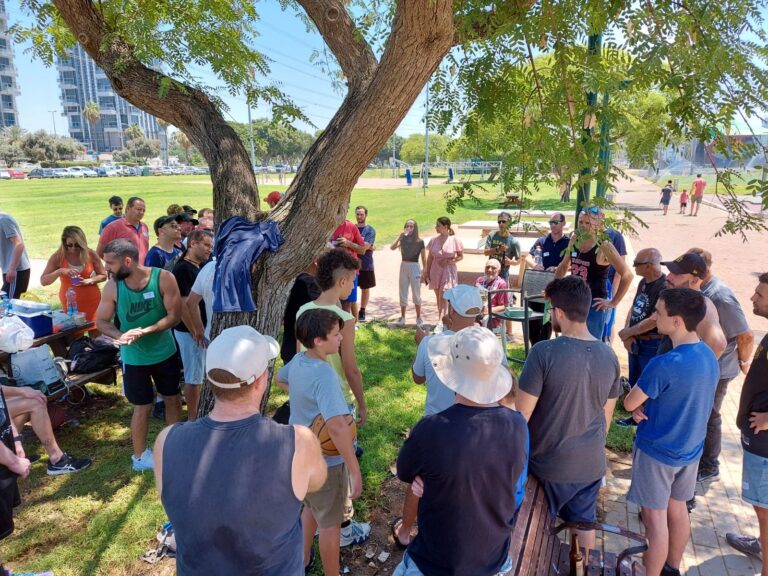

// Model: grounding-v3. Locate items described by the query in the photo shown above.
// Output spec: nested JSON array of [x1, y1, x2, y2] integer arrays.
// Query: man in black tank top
[[154, 326, 327, 575], [555, 208, 633, 339]]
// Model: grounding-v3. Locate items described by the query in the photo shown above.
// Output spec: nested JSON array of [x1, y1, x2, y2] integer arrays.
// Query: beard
[[113, 265, 131, 280]]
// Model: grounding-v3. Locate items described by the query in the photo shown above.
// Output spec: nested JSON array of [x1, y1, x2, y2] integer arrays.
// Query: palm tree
[[82, 101, 100, 153], [172, 130, 192, 164], [1, 125, 26, 145], [157, 119, 170, 165], [124, 123, 143, 142]]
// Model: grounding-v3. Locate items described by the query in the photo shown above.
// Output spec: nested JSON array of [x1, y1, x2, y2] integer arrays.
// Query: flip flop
[[390, 517, 409, 550]]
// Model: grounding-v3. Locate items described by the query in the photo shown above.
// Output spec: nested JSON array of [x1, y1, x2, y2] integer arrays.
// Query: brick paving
[[360, 173, 765, 574]]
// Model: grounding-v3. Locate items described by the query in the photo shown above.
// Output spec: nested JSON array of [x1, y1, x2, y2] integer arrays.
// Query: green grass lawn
[[0, 175, 569, 260]]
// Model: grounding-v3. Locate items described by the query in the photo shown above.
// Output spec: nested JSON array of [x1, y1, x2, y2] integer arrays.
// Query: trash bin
[[141, 167, 151, 176], [405, 168, 412, 186]]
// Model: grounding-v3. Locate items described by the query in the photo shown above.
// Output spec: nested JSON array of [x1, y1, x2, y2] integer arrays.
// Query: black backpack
[[67, 336, 119, 374]]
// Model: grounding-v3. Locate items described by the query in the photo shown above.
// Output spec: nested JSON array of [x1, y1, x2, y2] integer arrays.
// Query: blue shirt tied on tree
[[213, 217, 284, 312], [635, 341, 719, 466]]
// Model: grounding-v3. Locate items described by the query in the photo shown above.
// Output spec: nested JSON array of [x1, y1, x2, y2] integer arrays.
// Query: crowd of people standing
[[0, 184, 764, 576]]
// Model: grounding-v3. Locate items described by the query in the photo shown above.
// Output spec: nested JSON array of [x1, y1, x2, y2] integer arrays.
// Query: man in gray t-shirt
[[698, 272, 753, 479], [516, 276, 620, 552], [0, 212, 30, 298]]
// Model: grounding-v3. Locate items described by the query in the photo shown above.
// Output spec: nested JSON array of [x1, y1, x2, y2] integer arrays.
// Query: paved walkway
[[360, 173, 764, 575]]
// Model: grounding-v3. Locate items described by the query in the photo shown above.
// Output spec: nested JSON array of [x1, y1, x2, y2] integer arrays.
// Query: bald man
[[618, 248, 667, 386]]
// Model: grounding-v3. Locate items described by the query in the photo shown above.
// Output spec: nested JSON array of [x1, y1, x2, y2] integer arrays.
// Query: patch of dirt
[[341, 474, 410, 575]]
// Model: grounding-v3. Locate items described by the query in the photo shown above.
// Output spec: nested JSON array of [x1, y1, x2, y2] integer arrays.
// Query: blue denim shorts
[[393, 552, 513, 576], [742, 450, 768, 509]]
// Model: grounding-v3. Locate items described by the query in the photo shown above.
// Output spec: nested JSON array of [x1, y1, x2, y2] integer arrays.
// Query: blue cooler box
[[15, 310, 53, 338]]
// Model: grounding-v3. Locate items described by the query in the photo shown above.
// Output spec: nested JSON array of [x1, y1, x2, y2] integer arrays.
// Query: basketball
[[310, 413, 357, 457]]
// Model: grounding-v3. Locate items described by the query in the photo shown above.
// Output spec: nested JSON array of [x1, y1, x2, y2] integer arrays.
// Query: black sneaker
[[661, 562, 681, 576], [686, 497, 696, 513], [47, 452, 92, 476], [615, 416, 638, 427], [153, 400, 166, 421], [696, 468, 720, 483], [726, 532, 762, 560], [358, 309, 366, 322]]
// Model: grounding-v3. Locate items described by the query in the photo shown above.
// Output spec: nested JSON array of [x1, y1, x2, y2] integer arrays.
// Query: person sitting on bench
[[4, 385, 91, 475]]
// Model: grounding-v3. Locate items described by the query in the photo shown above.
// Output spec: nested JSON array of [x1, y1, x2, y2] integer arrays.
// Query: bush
[[40, 160, 99, 168]]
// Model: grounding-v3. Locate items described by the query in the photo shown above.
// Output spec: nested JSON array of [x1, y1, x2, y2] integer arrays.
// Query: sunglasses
[[586, 207, 601, 216], [64, 242, 78, 248], [549, 220, 563, 225], [633, 261, 649, 266], [498, 220, 509, 224]]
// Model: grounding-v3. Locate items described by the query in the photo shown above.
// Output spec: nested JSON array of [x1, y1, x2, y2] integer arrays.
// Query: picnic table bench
[[458, 220, 571, 238], [500, 193, 523, 207], [508, 478, 647, 575], [0, 322, 118, 401]]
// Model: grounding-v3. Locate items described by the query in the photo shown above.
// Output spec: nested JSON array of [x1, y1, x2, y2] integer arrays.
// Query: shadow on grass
[[80, 474, 155, 575]]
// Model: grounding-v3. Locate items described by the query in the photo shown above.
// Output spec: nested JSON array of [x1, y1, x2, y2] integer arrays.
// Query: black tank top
[[570, 243, 609, 299], [162, 414, 303, 575]]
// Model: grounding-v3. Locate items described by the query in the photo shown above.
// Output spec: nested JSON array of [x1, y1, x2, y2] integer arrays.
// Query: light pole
[[48, 110, 58, 137]]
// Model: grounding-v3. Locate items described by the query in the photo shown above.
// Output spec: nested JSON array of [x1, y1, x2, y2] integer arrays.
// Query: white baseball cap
[[444, 285, 483, 317], [206, 326, 279, 388], [427, 326, 512, 404]]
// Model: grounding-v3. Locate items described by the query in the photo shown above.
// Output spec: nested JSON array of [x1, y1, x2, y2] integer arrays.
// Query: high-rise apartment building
[[0, 0, 20, 129], [56, 43, 160, 153]]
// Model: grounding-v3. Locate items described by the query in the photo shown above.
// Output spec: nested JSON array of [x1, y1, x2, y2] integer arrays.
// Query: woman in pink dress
[[424, 217, 464, 323]]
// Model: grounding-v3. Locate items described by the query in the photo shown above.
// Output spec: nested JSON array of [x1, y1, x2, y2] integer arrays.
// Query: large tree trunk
[[53, 0, 455, 414]]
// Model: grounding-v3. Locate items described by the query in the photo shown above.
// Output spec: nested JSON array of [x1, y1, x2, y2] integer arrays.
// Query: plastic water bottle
[[66, 287, 78, 316], [0, 294, 7, 316], [534, 245, 544, 269]]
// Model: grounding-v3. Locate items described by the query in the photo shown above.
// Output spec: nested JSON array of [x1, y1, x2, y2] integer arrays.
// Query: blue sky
[[9, 2, 429, 138]]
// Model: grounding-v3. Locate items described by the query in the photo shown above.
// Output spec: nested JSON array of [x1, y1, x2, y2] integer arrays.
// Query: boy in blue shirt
[[277, 308, 362, 576], [624, 287, 719, 576]]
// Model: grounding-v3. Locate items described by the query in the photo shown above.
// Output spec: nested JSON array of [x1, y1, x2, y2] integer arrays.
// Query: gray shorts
[[627, 448, 698, 510]]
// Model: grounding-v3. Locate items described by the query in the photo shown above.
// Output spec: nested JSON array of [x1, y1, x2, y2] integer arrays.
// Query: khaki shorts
[[304, 463, 348, 528]]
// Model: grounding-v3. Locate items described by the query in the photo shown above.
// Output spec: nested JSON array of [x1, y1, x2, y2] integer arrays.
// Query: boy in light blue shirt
[[277, 308, 362, 576]]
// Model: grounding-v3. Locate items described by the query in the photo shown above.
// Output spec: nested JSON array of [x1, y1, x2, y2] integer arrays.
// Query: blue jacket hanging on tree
[[213, 216, 284, 312]]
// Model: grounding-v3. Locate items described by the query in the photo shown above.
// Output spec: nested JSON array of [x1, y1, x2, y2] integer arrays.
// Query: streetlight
[[48, 110, 58, 137]]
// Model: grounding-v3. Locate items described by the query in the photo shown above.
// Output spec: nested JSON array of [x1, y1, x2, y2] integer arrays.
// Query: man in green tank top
[[96, 239, 182, 471]]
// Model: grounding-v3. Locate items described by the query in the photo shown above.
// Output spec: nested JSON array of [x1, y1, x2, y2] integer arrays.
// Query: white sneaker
[[132, 448, 154, 472], [433, 322, 443, 334], [416, 318, 424, 329], [395, 317, 405, 327], [340, 520, 371, 547]]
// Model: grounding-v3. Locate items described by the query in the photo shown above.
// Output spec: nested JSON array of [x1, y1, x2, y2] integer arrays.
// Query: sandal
[[390, 517, 410, 550]]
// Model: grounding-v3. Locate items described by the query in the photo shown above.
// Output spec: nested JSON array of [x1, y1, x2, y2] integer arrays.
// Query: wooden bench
[[508, 478, 648, 575]]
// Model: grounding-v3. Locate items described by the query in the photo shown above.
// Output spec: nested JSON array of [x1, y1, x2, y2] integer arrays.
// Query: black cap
[[661, 253, 707, 277], [177, 212, 199, 226], [154, 214, 183, 234], [182, 205, 197, 215]]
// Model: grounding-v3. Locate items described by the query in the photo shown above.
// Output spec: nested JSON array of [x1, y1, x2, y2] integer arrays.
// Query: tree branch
[[52, 0, 261, 220], [296, 0, 378, 91]]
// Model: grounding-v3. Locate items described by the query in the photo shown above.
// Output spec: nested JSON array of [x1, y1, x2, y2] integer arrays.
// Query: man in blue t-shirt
[[145, 215, 183, 269], [98, 195, 123, 235], [624, 287, 719, 576]]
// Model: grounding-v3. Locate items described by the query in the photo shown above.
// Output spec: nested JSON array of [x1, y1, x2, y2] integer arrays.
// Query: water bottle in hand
[[534, 246, 544, 269], [66, 287, 78, 316]]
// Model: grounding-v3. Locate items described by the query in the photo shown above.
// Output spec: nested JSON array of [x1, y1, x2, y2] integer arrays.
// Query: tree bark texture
[[53, 0, 456, 415]]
